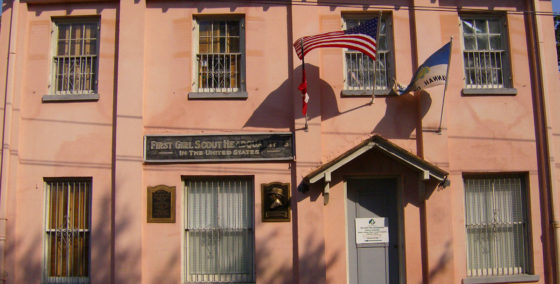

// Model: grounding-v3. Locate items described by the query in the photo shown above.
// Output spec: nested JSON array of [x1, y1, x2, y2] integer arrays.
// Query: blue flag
[[399, 42, 451, 95]]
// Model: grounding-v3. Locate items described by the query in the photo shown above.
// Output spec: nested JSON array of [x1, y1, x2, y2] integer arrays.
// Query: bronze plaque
[[262, 182, 291, 222], [147, 185, 176, 223]]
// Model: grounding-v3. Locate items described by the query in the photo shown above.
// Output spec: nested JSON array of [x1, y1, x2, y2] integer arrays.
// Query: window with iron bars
[[43, 178, 91, 284], [461, 16, 512, 89], [343, 15, 393, 95], [464, 174, 532, 278], [51, 19, 99, 96], [194, 17, 245, 95], [184, 177, 255, 283]]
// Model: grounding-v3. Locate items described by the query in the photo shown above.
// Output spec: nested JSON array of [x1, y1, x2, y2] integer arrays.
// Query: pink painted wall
[[141, 2, 295, 283], [0, 2, 117, 283], [0, 0, 557, 283]]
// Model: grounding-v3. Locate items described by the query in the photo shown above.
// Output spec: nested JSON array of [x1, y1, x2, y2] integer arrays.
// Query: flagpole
[[436, 36, 453, 134], [370, 11, 382, 104], [301, 38, 308, 130]]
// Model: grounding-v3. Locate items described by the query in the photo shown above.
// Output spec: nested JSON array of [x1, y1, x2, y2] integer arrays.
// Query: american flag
[[293, 17, 379, 61]]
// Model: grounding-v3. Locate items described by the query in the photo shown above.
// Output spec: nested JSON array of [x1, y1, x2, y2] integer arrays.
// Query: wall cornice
[[23, 0, 116, 4]]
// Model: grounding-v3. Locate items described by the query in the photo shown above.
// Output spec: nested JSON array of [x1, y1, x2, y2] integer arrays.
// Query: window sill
[[188, 91, 248, 100], [45, 276, 90, 284], [42, 94, 100, 102], [341, 89, 393, 97], [463, 274, 539, 284], [462, 88, 517, 96]]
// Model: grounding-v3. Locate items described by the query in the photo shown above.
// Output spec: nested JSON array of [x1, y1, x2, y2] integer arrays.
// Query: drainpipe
[[0, 0, 19, 283], [526, 0, 559, 282]]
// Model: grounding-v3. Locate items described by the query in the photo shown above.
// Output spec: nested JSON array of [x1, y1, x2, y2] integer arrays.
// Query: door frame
[[344, 175, 406, 284]]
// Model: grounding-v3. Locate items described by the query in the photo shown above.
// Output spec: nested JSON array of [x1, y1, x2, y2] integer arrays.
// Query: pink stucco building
[[0, 0, 559, 283]]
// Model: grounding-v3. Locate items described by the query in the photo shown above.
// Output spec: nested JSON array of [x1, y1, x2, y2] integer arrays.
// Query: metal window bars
[[345, 51, 389, 91], [197, 53, 242, 93], [464, 176, 530, 277], [464, 50, 506, 89], [344, 16, 391, 92], [197, 19, 243, 93], [461, 17, 510, 89], [185, 177, 255, 283], [53, 22, 98, 95], [44, 179, 91, 284]]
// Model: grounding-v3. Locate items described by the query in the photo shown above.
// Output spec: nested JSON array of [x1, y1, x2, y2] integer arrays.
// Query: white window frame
[[189, 16, 247, 99], [460, 14, 517, 95], [463, 174, 538, 284], [341, 13, 394, 96], [183, 176, 255, 283], [44, 18, 100, 102], [43, 177, 91, 284]]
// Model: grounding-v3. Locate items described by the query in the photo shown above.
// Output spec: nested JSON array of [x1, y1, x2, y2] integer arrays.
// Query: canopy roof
[[304, 135, 448, 184]]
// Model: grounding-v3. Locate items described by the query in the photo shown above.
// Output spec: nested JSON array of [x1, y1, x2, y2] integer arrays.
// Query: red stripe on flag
[[298, 69, 308, 116], [294, 34, 377, 60]]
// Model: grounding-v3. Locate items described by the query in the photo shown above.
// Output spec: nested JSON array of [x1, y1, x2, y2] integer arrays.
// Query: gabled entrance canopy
[[303, 135, 449, 204]]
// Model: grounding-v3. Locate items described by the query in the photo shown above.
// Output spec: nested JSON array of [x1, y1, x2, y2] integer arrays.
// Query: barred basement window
[[343, 14, 393, 95], [184, 177, 255, 283], [464, 175, 531, 278], [51, 19, 99, 96], [191, 16, 246, 98], [461, 16, 512, 89], [44, 178, 91, 283]]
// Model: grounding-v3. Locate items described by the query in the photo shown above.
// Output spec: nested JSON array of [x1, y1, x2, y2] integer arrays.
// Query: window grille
[[464, 175, 531, 277], [344, 16, 392, 92], [196, 19, 243, 93], [461, 17, 511, 89], [44, 178, 91, 284], [185, 177, 255, 283], [52, 20, 99, 95]]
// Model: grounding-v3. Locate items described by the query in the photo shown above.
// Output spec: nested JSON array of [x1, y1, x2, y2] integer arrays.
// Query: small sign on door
[[355, 217, 389, 244]]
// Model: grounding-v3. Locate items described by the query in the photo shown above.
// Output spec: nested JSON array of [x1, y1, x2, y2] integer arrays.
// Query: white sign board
[[355, 217, 389, 244]]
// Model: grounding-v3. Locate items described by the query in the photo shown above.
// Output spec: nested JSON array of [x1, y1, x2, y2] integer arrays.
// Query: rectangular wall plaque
[[262, 182, 291, 222], [144, 133, 294, 163], [147, 185, 176, 223], [355, 217, 388, 244]]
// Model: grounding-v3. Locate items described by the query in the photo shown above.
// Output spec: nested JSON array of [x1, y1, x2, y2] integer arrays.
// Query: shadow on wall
[[317, 0, 411, 11], [371, 90, 431, 139], [27, 3, 111, 17], [294, 175, 324, 204], [6, 229, 43, 284], [423, 240, 453, 284], [438, 0, 524, 11], [245, 62, 432, 139], [256, 227, 341, 284], [244, 64, 340, 129], [9, 190, 180, 283], [7, 192, 114, 283], [147, 1, 285, 13]]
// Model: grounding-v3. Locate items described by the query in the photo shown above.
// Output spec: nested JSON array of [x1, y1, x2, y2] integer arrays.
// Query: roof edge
[[304, 135, 448, 184]]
